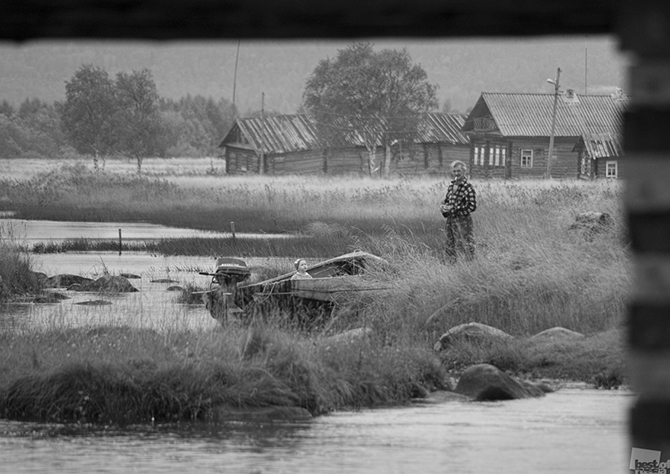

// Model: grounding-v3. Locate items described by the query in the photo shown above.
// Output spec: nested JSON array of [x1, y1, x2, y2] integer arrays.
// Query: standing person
[[291, 259, 313, 280], [440, 160, 477, 262]]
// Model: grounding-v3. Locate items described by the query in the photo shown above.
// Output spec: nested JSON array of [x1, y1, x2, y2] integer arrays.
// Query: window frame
[[520, 149, 533, 168], [605, 160, 618, 178]]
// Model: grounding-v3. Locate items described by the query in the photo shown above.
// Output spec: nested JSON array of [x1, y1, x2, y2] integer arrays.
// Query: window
[[606, 161, 618, 178], [521, 149, 533, 168], [474, 144, 506, 167]]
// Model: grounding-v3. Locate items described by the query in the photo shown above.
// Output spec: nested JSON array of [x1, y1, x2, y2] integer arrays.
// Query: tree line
[[0, 64, 237, 172], [1, 43, 440, 177]]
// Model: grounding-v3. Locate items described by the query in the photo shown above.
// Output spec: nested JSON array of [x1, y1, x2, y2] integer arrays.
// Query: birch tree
[[303, 43, 438, 177], [60, 64, 117, 169]]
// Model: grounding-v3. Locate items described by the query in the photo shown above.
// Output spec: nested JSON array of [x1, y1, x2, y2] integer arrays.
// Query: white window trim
[[521, 149, 533, 168], [605, 160, 618, 178]]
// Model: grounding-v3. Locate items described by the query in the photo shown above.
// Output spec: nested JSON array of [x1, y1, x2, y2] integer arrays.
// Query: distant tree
[[60, 64, 117, 169], [303, 42, 438, 177], [159, 95, 236, 157], [0, 100, 14, 118], [0, 114, 27, 157], [113, 69, 163, 173]]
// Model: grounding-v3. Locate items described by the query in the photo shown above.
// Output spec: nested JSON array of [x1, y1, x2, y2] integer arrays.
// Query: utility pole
[[546, 68, 562, 179], [259, 92, 265, 175], [232, 39, 240, 108]]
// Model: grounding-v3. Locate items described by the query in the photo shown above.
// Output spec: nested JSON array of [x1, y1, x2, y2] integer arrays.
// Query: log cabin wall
[[394, 143, 470, 176]]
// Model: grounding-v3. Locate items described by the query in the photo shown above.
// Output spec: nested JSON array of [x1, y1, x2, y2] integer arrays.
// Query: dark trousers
[[445, 214, 475, 262]]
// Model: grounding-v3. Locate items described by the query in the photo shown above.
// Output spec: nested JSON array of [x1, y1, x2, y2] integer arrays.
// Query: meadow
[[0, 157, 629, 423]]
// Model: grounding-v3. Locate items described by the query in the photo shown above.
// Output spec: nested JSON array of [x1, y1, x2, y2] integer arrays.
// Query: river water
[[0, 389, 631, 474], [0, 219, 633, 473]]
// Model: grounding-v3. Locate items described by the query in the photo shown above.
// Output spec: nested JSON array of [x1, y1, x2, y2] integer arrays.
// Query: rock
[[45, 274, 93, 288], [454, 363, 547, 401], [434, 322, 512, 351], [166, 285, 184, 292], [74, 275, 139, 293], [119, 273, 141, 279], [151, 278, 178, 283], [529, 327, 585, 342], [75, 299, 113, 306], [210, 405, 312, 422], [29, 271, 48, 285]]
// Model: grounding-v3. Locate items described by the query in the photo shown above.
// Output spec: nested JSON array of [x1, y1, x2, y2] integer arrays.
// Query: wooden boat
[[202, 251, 393, 326]]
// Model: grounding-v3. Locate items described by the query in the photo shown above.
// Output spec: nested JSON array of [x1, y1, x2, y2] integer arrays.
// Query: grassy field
[[0, 158, 630, 424]]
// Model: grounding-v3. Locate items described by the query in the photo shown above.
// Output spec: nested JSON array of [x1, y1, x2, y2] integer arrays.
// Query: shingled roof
[[220, 113, 470, 154], [462, 92, 626, 139]]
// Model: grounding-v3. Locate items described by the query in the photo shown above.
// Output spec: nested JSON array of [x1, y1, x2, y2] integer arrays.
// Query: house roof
[[463, 92, 626, 139], [220, 113, 470, 154], [416, 113, 469, 145], [221, 114, 321, 155], [574, 132, 624, 159]]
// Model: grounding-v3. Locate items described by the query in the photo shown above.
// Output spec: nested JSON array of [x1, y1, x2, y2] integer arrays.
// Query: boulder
[[74, 275, 139, 293], [119, 273, 141, 279], [434, 322, 512, 351], [75, 299, 113, 306], [45, 274, 93, 288], [529, 327, 585, 342], [454, 363, 548, 401], [29, 271, 48, 286]]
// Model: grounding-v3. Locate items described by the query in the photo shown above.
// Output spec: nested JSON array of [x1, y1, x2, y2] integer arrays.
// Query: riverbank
[[0, 163, 629, 423], [0, 321, 625, 425]]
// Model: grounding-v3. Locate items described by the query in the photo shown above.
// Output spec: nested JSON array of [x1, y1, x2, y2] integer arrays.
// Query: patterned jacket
[[442, 177, 477, 217]]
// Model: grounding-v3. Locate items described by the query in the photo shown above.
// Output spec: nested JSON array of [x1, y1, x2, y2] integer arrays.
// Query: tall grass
[[0, 163, 631, 423], [0, 224, 42, 301], [1, 164, 630, 336], [0, 323, 446, 423]]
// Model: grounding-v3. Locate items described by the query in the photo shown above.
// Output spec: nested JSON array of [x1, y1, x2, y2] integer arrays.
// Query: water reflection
[[0, 389, 631, 474], [0, 218, 291, 243], [0, 252, 288, 331]]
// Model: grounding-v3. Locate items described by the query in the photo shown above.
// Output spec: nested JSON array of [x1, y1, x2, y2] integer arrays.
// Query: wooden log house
[[462, 91, 627, 179], [220, 113, 470, 177]]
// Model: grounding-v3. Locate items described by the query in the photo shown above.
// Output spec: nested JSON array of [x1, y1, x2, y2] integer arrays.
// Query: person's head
[[450, 160, 467, 180], [294, 258, 308, 273]]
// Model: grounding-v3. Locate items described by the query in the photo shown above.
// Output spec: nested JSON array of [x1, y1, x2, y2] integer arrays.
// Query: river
[[0, 219, 633, 473], [0, 388, 631, 474]]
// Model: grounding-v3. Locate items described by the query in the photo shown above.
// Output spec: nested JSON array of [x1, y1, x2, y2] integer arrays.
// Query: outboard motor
[[211, 257, 251, 291], [200, 257, 251, 324]]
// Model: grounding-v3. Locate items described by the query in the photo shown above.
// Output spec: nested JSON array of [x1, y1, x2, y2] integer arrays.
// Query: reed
[[0, 223, 42, 300], [0, 323, 445, 423], [0, 162, 631, 423]]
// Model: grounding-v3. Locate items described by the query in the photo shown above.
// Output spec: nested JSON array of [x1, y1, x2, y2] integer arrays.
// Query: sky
[[0, 36, 630, 115]]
